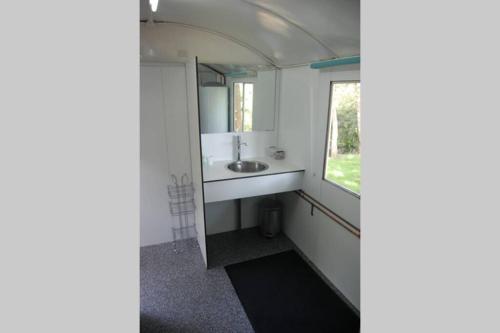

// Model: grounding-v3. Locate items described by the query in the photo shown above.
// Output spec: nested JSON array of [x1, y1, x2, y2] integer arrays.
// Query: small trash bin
[[258, 199, 282, 238]]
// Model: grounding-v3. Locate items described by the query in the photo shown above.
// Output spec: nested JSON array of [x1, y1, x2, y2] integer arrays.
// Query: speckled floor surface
[[140, 238, 254, 333], [140, 229, 294, 333], [141, 228, 357, 332], [206, 227, 294, 268]]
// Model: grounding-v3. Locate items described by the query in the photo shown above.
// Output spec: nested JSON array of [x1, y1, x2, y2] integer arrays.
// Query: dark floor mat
[[225, 250, 359, 333]]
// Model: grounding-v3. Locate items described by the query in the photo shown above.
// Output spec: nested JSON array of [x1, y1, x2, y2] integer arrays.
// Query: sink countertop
[[202, 156, 305, 182]]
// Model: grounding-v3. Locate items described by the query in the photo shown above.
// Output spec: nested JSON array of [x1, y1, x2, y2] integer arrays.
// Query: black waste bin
[[258, 199, 283, 238]]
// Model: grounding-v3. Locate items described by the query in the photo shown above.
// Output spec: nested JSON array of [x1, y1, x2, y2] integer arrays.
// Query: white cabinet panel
[[204, 172, 303, 203]]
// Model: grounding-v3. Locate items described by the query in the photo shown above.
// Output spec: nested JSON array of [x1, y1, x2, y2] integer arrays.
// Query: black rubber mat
[[225, 250, 359, 333]]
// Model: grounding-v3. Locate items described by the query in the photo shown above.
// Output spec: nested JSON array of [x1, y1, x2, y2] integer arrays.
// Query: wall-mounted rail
[[294, 190, 360, 238]]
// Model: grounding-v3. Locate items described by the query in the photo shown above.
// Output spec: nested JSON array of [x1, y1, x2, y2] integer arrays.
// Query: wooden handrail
[[294, 190, 360, 238]]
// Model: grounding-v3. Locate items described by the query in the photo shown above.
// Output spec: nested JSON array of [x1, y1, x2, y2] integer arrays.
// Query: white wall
[[277, 66, 315, 170], [254, 70, 278, 131], [140, 63, 195, 247], [205, 195, 276, 235], [241, 195, 276, 229], [279, 192, 360, 309], [277, 64, 361, 310], [205, 200, 239, 235], [201, 131, 277, 162]]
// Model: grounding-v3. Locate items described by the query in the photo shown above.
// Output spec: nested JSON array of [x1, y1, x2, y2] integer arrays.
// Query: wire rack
[[169, 200, 196, 216], [167, 183, 194, 200], [168, 173, 197, 253]]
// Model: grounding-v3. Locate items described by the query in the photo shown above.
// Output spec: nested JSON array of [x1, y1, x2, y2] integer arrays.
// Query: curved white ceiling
[[140, 0, 360, 67], [141, 23, 269, 64]]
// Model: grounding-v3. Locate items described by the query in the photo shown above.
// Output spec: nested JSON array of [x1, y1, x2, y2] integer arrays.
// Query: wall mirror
[[197, 63, 277, 134]]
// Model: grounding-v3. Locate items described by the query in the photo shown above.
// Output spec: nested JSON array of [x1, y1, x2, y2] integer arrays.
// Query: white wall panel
[[161, 65, 193, 178], [240, 194, 276, 229], [140, 66, 174, 247], [280, 191, 360, 310], [277, 67, 312, 171], [205, 200, 239, 235], [280, 192, 319, 261], [314, 212, 360, 310], [277, 65, 360, 310], [253, 71, 276, 131], [201, 131, 277, 161], [140, 64, 195, 247]]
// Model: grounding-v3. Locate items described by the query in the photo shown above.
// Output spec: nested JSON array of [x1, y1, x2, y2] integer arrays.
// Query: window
[[323, 81, 361, 195], [233, 82, 254, 132]]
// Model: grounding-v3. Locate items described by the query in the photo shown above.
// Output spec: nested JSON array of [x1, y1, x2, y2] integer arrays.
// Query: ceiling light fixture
[[150, 0, 159, 12]]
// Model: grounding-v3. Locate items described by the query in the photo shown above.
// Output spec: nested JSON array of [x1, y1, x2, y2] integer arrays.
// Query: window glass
[[233, 83, 244, 132], [243, 83, 253, 132], [233, 82, 254, 132], [324, 82, 361, 195]]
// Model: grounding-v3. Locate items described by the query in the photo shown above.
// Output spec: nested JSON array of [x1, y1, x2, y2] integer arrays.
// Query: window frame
[[232, 81, 254, 133], [322, 80, 361, 199]]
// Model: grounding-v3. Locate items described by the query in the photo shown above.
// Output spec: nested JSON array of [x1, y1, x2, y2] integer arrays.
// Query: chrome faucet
[[236, 135, 247, 161]]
